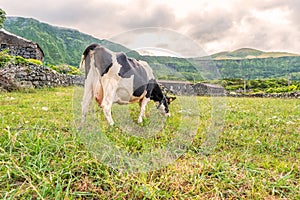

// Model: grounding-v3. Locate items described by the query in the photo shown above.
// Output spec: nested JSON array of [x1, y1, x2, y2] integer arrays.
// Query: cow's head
[[157, 95, 176, 116]]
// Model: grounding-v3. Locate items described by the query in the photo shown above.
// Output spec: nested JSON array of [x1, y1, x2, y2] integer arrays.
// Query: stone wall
[[1, 64, 299, 99], [0, 29, 44, 61], [0, 64, 84, 92], [159, 80, 299, 98], [192, 82, 225, 96], [6, 46, 43, 60], [158, 80, 194, 95], [159, 80, 225, 96]]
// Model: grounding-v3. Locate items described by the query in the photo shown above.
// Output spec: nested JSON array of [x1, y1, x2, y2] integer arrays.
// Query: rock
[[32, 81, 39, 86], [40, 75, 46, 81], [19, 81, 33, 89]]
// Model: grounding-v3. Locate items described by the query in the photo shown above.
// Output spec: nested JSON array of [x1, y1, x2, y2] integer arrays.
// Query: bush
[[0, 52, 82, 76], [0, 51, 11, 67], [210, 78, 300, 93], [14, 56, 29, 65], [27, 58, 43, 66], [0, 51, 43, 67], [48, 64, 82, 75], [265, 84, 298, 93]]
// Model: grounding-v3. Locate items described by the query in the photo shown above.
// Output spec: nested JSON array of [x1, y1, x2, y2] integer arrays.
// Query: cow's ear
[[169, 96, 176, 103]]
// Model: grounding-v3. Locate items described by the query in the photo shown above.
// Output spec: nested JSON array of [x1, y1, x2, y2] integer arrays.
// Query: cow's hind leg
[[138, 97, 150, 123]]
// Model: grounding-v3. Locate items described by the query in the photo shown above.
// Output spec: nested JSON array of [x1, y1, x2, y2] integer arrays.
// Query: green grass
[[0, 87, 299, 199]]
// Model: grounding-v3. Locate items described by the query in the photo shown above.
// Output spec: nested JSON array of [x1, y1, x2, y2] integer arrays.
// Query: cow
[[80, 44, 176, 126]]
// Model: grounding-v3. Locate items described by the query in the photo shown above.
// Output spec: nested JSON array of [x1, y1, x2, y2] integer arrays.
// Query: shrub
[[14, 56, 29, 65], [0, 51, 11, 68], [27, 58, 43, 66], [0, 51, 45, 67], [265, 84, 299, 93], [48, 64, 82, 75]]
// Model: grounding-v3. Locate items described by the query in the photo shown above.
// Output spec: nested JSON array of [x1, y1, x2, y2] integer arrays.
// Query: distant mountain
[[2, 17, 300, 81], [210, 48, 299, 60], [4, 17, 139, 66]]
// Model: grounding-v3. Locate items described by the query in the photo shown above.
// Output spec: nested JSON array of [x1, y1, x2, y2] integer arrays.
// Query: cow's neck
[[150, 83, 164, 102]]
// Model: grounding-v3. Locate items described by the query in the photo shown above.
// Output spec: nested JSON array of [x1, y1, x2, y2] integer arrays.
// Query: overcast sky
[[1, 0, 299, 55]]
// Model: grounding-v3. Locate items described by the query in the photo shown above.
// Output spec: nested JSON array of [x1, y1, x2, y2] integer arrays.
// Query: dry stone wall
[[159, 80, 299, 98], [0, 63, 299, 99], [8, 46, 41, 60], [0, 64, 84, 92], [0, 29, 44, 61]]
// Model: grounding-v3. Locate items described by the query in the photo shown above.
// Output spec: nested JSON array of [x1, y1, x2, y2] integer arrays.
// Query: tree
[[0, 8, 6, 28]]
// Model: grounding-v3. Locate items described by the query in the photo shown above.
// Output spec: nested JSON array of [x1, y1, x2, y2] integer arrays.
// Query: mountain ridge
[[4, 17, 299, 63], [2, 17, 300, 81], [210, 47, 299, 60], [4, 17, 139, 66]]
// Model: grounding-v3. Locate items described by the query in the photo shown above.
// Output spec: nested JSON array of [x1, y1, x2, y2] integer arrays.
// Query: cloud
[[1, 0, 299, 54], [181, 0, 300, 54], [286, 0, 300, 31], [186, 10, 234, 43], [119, 5, 176, 28]]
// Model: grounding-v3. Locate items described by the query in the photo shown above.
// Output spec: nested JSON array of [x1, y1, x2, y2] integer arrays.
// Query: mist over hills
[[3, 17, 300, 81]]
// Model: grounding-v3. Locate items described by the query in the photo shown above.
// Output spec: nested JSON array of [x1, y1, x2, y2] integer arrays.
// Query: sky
[[1, 0, 300, 56]]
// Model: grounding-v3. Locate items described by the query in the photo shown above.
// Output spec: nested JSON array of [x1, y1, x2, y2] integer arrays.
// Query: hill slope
[[4, 17, 139, 66], [3, 17, 300, 81], [211, 48, 299, 60]]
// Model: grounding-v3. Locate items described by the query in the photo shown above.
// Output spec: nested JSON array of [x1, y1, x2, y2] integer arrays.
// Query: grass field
[[0, 87, 299, 199]]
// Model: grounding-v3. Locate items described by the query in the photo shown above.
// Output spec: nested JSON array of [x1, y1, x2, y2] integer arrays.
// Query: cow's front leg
[[101, 81, 115, 126], [138, 97, 150, 123], [102, 104, 114, 126], [81, 82, 93, 124], [101, 77, 119, 126]]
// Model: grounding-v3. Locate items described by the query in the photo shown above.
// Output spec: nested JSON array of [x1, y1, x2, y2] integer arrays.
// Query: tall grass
[[0, 87, 299, 199]]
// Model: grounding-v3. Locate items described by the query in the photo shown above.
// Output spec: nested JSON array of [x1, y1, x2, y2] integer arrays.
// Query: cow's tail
[[79, 55, 85, 71], [80, 43, 99, 78], [80, 54, 88, 79]]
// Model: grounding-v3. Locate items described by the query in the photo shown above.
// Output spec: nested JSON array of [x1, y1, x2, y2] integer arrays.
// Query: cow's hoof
[[138, 117, 143, 123], [81, 115, 86, 124]]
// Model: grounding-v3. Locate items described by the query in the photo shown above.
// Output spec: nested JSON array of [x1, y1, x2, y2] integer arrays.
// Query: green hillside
[[3, 17, 300, 81], [4, 17, 139, 66], [209, 56, 300, 80], [211, 48, 299, 60]]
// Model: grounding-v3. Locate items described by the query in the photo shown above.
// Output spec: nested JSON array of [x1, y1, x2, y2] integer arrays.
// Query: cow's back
[[81, 44, 114, 79]]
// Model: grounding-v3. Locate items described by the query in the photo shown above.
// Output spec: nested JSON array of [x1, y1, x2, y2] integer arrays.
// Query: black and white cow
[[81, 44, 175, 125]]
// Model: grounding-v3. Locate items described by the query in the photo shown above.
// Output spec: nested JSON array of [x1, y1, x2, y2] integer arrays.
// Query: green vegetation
[[4, 17, 139, 66], [210, 48, 299, 60], [48, 64, 82, 75], [0, 87, 299, 199], [26, 59, 43, 66], [0, 8, 6, 28], [141, 55, 204, 81], [214, 78, 300, 93], [0, 51, 81, 75], [0, 51, 42, 67], [214, 56, 300, 80], [4, 17, 300, 82], [0, 50, 11, 67]]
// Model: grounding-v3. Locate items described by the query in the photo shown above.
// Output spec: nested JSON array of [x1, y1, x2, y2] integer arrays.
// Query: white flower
[[42, 107, 49, 111]]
